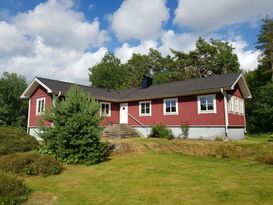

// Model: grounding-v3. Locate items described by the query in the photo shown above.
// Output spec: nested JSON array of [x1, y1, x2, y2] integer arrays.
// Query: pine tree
[[40, 85, 108, 165]]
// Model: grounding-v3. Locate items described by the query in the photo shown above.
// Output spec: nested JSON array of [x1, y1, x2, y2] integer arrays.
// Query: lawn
[[24, 147, 273, 205]]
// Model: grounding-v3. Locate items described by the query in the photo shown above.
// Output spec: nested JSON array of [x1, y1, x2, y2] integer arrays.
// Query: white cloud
[[174, 0, 273, 31], [158, 30, 197, 55], [0, 37, 107, 84], [114, 40, 157, 63], [110, 0, 169, 41], [0, 21, 31, 55], [230, 37, 261, 70], [12, 0, 108, 50], [0, 0, 109, 84]]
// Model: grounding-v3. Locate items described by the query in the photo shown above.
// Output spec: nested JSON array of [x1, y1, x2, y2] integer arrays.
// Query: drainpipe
[[27, 99, 31, 134], [53, 91, 62, 106], [221, 88, 229, 139]]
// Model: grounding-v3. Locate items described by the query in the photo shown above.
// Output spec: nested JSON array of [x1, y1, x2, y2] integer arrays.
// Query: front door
[[120, 103, 128, 124]]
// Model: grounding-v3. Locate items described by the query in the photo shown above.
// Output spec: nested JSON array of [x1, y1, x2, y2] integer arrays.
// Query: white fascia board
[[230, 73, 252, 99], [20, 77, 53, 99]]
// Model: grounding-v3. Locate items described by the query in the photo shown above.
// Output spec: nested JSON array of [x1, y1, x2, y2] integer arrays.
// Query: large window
[[228, 95, 244, 115], [36, 97, 45, 115], [197, 95, 216, 114], [163, 98, 178, 115], [139, 101, 151, 116], [100, 102, 111, 117]]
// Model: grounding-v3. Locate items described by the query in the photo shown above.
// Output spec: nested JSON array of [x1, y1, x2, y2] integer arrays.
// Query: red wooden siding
[[100, 102, 119, 126], [28, 83, 246, 128], [227, 84, 245, 127], [128, 93, 225, 126], [29, 86, 52, 127]]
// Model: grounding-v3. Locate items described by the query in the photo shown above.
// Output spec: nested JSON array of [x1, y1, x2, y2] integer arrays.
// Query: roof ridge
[[36, 72, 241, 92], [149, 72, 242, 88]]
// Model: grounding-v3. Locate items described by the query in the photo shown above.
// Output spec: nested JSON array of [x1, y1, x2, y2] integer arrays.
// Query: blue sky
[[0, 0, 272, 84]]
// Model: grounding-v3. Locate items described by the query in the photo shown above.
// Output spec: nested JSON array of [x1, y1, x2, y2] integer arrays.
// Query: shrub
[[215, 136, 224, 141], [0, 171, 30, 205], [149, 124, 173, 139], [256, 154, 273, 165], [180, 124, 189, 139], [40, 85, 108, 165], [0, 127, 39, 155], [0, 152, 62, 176]]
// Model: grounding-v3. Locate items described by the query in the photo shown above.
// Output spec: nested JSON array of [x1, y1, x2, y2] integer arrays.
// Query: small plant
[[0, 171, 30, 205], [180, 124, 189, 139], [0, 152, 62, 177], [215, 136, 224, 141], [0, 127, 39, 155], [149, 124, 173, 139]]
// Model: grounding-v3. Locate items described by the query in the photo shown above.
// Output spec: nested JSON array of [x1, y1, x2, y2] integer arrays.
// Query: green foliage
[[256, 17, 273, 81], [89, 53, 131, 90], [246, 82, 273, 133], [149, 124, 173, 139], [171, 37, 240, 79], [215, 136, 224, 141], [245, 18, 273, 134], [0, 171, 30, 205], [180, 124, 189, 139], [0, 127, 39, 155], [89, 38, 240, 89], [0, 152, 62, 177], [40, 85, 108, 165], [0, 72, 28, 127]]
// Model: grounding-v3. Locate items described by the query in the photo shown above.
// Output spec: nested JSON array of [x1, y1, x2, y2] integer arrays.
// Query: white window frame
[[163, 98, 178, 115], [228, 95, 244, 115], [100, 102, 111, 117], [139, 101, 152, 116], [36, 97, 46, 116], [197, 94, 217, 114]]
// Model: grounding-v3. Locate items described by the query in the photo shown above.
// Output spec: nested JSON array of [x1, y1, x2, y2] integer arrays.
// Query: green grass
[[245, 134, 273, 142], [24, 152, 273, 205]]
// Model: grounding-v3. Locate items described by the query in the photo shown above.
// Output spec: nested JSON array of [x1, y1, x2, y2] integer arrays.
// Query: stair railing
[[128, 113, 149, 137]]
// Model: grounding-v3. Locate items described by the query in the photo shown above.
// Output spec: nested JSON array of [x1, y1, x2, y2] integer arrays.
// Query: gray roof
[[36, 72, 243, 102]]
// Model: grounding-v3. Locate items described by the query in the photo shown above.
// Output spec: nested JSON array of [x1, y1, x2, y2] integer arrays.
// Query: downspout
[[27, 99, 31, 134], [53, 91, 62, 106], [221, 88, 229, 139]]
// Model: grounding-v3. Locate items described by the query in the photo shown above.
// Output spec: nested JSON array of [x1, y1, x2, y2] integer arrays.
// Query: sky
[[0, 0, 273, 85]]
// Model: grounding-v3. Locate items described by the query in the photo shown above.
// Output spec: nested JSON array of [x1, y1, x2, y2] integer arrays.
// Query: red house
[[21, 72, 251, 140]]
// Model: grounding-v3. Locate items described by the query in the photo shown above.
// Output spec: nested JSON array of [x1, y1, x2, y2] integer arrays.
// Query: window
[[163, 98, 178, 115], [139, 101, 151, 116], [100, 102, 111, 117], [228, 95, 244, 115], [197, 95, 216, 114], [36, 97, 45, 115]]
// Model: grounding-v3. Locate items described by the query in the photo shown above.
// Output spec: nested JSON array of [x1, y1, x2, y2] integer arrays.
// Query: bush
[[0, 171, 30, 205], [149, 124, 173, 139], [215, 136, 224, 141], [180, 124, 189, 139], [0, 127, 39, 155], [0, 152, 62, 177], [40, 85, 108, 165], [256, 154, 273, 165]]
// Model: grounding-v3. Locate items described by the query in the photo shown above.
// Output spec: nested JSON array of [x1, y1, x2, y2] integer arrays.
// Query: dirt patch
[[26, 192, 57, 205]]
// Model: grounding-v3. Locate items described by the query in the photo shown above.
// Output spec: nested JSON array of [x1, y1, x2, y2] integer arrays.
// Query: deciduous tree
[[0, 72, 28, 127]]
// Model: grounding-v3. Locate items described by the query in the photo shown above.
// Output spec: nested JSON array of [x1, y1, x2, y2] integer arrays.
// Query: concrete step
[[102, 124, 140, 138]]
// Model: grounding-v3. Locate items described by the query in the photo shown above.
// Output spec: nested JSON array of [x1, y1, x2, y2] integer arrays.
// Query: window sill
[[198, 111, 217, 114], [163, 112, 178, 116]]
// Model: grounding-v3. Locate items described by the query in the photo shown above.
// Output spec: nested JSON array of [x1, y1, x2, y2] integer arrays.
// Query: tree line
[[0, 18, 272, 134], [89, 37, 240, 89]]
